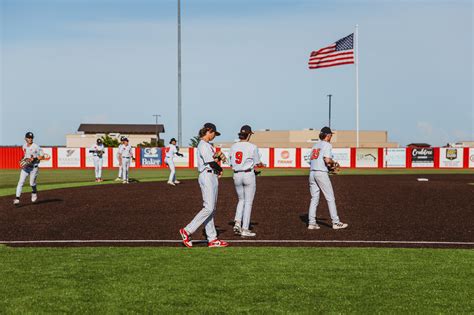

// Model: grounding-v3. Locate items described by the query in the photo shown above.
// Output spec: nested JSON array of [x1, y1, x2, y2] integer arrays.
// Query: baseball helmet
[[25, 132, 34, 139]]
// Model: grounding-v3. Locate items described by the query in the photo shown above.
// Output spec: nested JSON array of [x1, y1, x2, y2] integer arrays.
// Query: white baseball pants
[[185, 171, 218, 241], [308, 171, 340, 225], [121, 157, 131, 181], [93, 156, 103, 179], [16, 166, 39, 197], [233, 171, 256, 230], [166, 158, 176, 183]]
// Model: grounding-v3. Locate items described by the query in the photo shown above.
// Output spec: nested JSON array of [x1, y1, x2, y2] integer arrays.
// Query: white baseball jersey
[[229, 142, 260, 171], [197, 140, 216, 173], [166, 144, 178, 158], [118, 144, 134, 158], [309, 141, 332, 172], [22, 143, 43, 167], [89, 144, 105, 157]]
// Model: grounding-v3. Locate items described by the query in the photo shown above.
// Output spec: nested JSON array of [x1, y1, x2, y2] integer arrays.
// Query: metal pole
[[177, 0, 182, 147], [153, 114, 161, 146], [355, 24, 360, 147], [327, 94, 332, 128]]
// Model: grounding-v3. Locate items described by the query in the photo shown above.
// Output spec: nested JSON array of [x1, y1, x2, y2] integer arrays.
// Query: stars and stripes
[[308, 33, 354, 69]]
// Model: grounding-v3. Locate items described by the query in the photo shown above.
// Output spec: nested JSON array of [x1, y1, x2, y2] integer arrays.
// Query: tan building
[[215, 129, 399, 148], [66, 124, 165, 148]]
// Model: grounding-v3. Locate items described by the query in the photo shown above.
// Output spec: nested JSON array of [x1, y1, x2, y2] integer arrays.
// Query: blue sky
[[0, 0, 472, 146]]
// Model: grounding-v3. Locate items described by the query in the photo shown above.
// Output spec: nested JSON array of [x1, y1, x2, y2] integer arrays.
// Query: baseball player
[[165, 137, 184, 186], [89, 138, 105, 182], [307, 127, 348, 230], [117, 137, 135, 184], [229, 125, 264, 237], [13, 132, 45, 205], [115, 136, 126, 181], [179, 123, 228, 248]]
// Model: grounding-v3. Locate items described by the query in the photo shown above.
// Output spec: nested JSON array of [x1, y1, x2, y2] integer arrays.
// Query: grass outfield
[[0, 168, 472, 197], [0, 247, 472, 313]]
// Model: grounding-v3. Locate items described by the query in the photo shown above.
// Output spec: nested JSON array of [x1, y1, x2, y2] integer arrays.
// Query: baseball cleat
[[115, 177, 122, 181], [174, 180, 181, 184], [241, 229, 256, 237], [332, 222, 348, 230], [31, 193, 38, 203], [13, 198, 20, 205], [122, 180, 129, 184], [167, 181, 176, 186], [307, 224, 320, 230], [233, 223, 242, 235], [208, 239, 229, 248], [179, 228, 193, 248]]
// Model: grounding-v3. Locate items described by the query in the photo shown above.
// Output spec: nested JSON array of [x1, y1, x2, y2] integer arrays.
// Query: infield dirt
[[1, 174, 472, 248]]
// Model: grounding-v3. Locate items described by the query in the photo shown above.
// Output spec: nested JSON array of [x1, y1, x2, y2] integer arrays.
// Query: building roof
[[406, 143, 431, 148], [78, 124, 165, 135]]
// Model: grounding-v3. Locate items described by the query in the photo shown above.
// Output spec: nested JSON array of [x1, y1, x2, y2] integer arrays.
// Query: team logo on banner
[[66, 149, 76, 157], [281, 150, 290, 159], [446, 149, 457, 161], [141, 147, 162, 167]]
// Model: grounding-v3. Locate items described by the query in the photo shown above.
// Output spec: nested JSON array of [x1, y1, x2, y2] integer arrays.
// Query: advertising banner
[[113, 148, 136, 167], [57, 148, 81, 167], [85, 148, 109, 168], [411, 148, 434, 168], [439, 148, 463, 168], [39, 147, 53, 168], [355, 148, 378, 168], [332, 148, 351, 168], [274, 148, 296, 168], [258, 148, 270, 167], [301, 148, 312, 168], [173, 147, 191, 167], [141, 147, 162, 167], [384, 148, 406, 168], [220, 148, 232, 168], [470, 148, 474, 168]]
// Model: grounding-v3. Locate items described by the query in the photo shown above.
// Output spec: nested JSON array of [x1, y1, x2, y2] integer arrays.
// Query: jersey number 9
[[235, 151, 243, 164], [311, 149, 320, 160]]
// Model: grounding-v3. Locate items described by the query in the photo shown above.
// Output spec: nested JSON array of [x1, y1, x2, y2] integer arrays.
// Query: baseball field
[[0, 169, 473, 313]]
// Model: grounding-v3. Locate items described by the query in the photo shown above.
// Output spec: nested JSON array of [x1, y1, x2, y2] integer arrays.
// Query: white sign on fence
[[274, 148, 296, 168], [355, 148, 378, 168], [384, 148, 406, 168], [439, 148, 463, 168], [39, 147, 53, 168], [57, 148, 81, 167], [85, 148, 109, 167]]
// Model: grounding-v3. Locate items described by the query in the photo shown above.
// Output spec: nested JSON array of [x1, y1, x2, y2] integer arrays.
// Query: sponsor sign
[[411, 148, 434, 168], [384, 148, 406, 168], [141, 147, 162, 167], [113, 148, 136, 167], [39, 147, 53, 168], [355, 148, 378, 168], [258, 148, 270, 167], [57, 148, 81, 167], [439, 148, 463, 168], [332, 148, 351, 168], [301, 148, 312, 168], [274, 148, 296, 168], [173, 147, 190, 167], [470, 148, 474, 168], [220, 148, 231, 168], [85, 148, 109, 168]]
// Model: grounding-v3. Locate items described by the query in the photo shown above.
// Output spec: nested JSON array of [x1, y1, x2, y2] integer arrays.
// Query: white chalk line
[[0, 239, 473, 245]]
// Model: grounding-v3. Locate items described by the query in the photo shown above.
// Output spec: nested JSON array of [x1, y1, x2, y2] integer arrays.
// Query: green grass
[[0, 168, 472, 197], [0, 247, 472, 313]]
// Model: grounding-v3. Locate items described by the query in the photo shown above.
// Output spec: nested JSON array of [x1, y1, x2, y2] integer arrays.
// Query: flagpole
[[355, 24, 360, 147]]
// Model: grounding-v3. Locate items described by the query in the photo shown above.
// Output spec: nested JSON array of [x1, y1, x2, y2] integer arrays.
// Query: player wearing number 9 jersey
[[229, 125, 264, 237], [307, 127, 348, 230]]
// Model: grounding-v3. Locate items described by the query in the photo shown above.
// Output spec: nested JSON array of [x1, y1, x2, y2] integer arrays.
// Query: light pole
[[152, 114, 161, 146], [327, 94, 332, 128], [177, 0, 182, 147]]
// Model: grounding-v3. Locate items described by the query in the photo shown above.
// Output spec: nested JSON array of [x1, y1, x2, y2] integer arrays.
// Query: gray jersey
[[22, 143, 43, 167], [197, 140, 216, 173], [309, 141, 332, 172], [229, 142, 260, 171], [166, 144, 178, 159], [118, 144, 134, 158], [89, 144, 105, 157]]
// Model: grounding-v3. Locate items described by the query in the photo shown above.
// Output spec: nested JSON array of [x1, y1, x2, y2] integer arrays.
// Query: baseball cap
[[240, 125, 254, 134], [170, 138, 177, 143], [25, 132, 34, 139], [320, 127, 334, 134], [97, 138, 103, 144], [120, 136, 126, 141], [204, 123, 221, 136]]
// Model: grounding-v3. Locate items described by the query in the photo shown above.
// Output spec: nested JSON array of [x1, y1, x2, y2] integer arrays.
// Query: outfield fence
[[0, 146, 472, 169]]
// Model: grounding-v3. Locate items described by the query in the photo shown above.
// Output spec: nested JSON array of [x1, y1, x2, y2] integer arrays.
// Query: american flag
[[308, 33, 354, 69]]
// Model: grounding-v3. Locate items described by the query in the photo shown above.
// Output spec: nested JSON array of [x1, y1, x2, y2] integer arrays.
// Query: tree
[[100, 134, 120, 147], [189, 136, 200, 147]]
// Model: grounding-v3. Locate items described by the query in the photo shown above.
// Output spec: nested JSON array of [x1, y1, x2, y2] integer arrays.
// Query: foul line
[[0, 239, 473, 245]]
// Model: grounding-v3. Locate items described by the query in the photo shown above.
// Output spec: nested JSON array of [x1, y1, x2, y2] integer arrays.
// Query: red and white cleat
[[208, 239, 229, 248], [179, 228, 192, 248]]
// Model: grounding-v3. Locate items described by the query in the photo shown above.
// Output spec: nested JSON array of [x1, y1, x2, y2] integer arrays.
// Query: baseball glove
[[327, 161, 341, 175], [97, 150, 104, 158], [19, 157, 34, 169], [213, 151, 227, 163]]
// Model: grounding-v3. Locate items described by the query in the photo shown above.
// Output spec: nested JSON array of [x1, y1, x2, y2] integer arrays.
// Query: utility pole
[[177, 0, 182, 147], [327, 94, 332, 128], [152, 114, 161, 146]]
